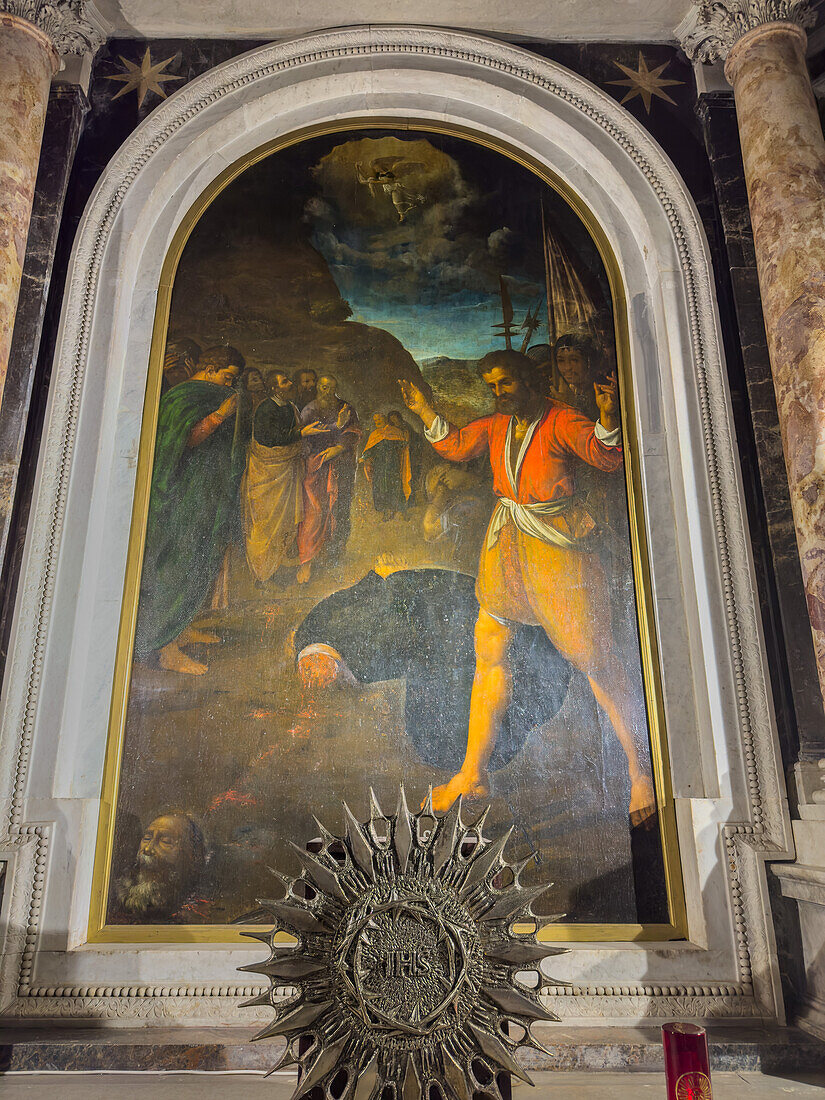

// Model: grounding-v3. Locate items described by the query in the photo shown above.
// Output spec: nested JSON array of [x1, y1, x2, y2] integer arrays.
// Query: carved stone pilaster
[[676, 0, 815, 63], [0, 0, 104, 55]]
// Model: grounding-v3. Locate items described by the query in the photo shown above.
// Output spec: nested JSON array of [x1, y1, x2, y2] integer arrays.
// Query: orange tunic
[[428, 402, 622, 502], [429, 402, 623, 669]]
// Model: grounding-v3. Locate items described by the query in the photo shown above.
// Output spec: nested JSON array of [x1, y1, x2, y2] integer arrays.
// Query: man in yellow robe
[[242, 371, 324, 583]]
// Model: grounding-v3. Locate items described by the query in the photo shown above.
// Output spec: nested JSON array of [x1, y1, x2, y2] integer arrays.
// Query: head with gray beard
[[115, 813, 206, 920], [314, 374, 339, 413]]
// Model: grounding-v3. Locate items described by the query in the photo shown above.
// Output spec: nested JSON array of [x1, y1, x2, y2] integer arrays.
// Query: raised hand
[[594, 371, 619, 432], [399, 378, 426, 415], [398, 378, 437, 428], [216, 394, 238, 419], [336, 404, 352, 430]]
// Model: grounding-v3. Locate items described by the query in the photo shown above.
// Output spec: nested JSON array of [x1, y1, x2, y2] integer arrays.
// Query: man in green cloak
[[134, 345, 246, 675]]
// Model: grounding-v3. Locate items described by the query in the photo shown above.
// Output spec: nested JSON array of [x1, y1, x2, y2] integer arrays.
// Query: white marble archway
[[0, 26, 791, 1028]]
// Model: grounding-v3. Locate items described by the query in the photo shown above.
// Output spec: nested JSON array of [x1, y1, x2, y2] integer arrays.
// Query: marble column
[[680, 0, 825, 714], [0, 13, 57, 404]]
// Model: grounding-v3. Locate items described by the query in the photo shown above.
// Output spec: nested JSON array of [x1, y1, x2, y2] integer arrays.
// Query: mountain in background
[[169, 234, 426, 419]]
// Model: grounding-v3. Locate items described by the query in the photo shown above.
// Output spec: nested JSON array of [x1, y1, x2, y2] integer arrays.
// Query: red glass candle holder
[[662, 1022, 713, 1099]]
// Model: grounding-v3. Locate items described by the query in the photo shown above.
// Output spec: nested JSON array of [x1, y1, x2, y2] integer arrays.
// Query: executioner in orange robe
[[400, 349, 656, 827]]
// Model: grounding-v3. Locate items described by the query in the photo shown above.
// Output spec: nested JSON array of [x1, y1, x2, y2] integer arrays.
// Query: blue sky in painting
[[305, 134, 548, 364], [333, 283, 542, 364]]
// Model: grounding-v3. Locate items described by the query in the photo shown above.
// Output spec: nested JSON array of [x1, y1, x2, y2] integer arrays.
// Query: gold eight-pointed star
[[608, 52, 683, 113], [105, 48, 183, 108]]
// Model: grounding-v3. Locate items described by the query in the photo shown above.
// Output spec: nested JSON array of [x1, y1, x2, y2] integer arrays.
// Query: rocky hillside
[[168, 233, 428, 419]]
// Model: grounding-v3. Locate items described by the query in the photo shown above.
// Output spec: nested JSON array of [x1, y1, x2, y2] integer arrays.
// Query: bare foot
[[296, 563, 312, 584], [158, 641, 207, 676], [430, 770, 490, 812], [179, 626, 220, 645], [629, 775, 657, 829]]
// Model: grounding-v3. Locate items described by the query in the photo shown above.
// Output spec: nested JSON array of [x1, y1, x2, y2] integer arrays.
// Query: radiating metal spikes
[[239, 787, 567, 1100]]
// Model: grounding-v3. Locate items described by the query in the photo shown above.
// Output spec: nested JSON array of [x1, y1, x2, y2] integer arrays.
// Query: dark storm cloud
[[305, 136, 542, 310]]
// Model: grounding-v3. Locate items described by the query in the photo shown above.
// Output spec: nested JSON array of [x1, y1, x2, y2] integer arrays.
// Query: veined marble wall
[[0, 27, 794, 1029]]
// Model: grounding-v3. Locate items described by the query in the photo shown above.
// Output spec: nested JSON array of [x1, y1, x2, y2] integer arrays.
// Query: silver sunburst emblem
[[240, 789, 567, 1100]]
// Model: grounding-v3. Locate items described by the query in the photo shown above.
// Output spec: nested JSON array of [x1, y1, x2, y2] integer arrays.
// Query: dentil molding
[[676, 0, 815, 62], [0, 0, 106, 54]]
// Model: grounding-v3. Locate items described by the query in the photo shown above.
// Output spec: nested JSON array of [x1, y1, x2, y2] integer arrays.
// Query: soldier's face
[[556, 348, 589, 390]]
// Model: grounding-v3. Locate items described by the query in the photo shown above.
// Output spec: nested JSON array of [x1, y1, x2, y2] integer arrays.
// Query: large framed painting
[[90, 122, 685, 941]]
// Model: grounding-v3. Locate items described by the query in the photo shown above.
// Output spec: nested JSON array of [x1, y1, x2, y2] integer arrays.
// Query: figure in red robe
[[296, 373, 360, 583], [400, 349, 656, 827]]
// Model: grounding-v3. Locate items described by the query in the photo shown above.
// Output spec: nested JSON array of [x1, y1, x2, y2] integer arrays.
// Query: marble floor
[[2, 1072, 824, 1096]]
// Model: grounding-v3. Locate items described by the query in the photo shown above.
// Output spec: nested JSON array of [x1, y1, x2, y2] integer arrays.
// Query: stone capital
[[0, 0, 106, 56], [676, 0, 815, 64]]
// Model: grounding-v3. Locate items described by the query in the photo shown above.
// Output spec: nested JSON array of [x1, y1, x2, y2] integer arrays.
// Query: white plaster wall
[[0, 26, 791, 1026]]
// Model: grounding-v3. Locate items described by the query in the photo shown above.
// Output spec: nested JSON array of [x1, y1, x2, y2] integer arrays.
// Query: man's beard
[[314, 392, 337, 412], [495, 394, 525, 416], [115, 854, 190, 918]]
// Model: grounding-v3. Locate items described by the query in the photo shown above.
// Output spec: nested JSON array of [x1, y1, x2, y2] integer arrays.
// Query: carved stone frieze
[[0, 0, 105, 55], [676, 0, 815, 63]]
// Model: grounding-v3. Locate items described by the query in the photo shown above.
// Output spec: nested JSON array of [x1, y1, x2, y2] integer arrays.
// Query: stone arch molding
[[0, 26, 792, 1025]]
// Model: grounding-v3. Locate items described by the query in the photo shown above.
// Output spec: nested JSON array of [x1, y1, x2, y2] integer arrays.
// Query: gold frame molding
[[89, 118, 687, 945]]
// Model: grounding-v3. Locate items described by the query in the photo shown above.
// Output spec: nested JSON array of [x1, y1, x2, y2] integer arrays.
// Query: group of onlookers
[[135, 340, 361, 675]]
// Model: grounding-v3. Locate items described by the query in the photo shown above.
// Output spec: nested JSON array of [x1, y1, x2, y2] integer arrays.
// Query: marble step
[[0, 1025, 823, 1074], [2, 1072, 825, 1098]]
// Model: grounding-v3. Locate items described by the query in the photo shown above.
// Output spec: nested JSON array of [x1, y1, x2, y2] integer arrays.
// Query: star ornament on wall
[[608, 52, 684, 114], [105, 48, 183, 108]]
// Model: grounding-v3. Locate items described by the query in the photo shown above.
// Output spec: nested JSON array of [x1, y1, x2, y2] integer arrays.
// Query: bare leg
[[587, 667, 655, 828], [158, 640, 207, 675], [430, 609, 514, 811], [520, 538, 657, 829]]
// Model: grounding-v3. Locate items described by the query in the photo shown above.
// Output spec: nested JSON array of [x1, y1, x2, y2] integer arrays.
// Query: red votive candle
[[662, 1022, 713, 1099]]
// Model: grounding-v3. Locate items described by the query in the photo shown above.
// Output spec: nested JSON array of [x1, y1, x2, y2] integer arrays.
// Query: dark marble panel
[[0, 83, 88, 679], [0, 1024, 822, 1074], [0, 86, 87, 529]]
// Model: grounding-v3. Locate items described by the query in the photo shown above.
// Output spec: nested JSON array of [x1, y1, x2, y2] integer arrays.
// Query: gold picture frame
[[88, 118, 687, 945]]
